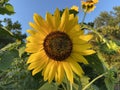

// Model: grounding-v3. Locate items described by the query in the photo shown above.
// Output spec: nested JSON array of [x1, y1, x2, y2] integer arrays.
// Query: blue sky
[[1, 0, 120, 34]]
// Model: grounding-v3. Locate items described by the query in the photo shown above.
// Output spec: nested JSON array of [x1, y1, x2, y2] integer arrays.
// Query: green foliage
[[0, 27, 15, 48], [91, 6, 120, 89], [0, 49, 18, 70], [0, 18, 26, 48], [0, 42, 45, 90], [104, 68, 117, 90], [0, 0, 26, 48], [38, 82, 58, 90], [18, 45, 26, 58], [85, 54, 106, 75], [0, 0, 14, 15], [83, 54, 108, 90]]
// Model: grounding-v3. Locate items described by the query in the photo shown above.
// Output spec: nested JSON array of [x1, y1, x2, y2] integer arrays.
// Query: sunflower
[[92, 0, 99, 4], [81, 0, 98, 13], [71, 5, 79, 12], [25, 8, 95, 84]]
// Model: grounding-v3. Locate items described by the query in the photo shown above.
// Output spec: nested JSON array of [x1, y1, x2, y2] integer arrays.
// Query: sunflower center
[[43, 31, 73, 61]]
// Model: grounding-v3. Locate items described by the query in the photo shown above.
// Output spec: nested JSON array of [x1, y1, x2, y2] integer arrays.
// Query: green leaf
[[0, 27, 14, 36], [0, 28, 14, 48], [69, 9, 79, 16], [0, 0, 4, 4], [0, 3, 14, 15], [97, 51, 109, 70], [4, 0, 9, 2], [104, 69, 117, 90], [0, 42, 21, 51], [18, 46, 25, 57], [90, 84, 99, 90], [80, 76, 90, 89], [5, 3, 14, 13], [0, 49, 19, 70], [85, 54, 106, 74], [38, 82, 58, 90], [72, 83, 79, 90], [81, 76, 100, 90]]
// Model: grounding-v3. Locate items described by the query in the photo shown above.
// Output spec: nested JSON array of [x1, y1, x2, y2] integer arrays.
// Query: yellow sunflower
[[25, 8, 95, 84], [92, 0, 99, 4], [71, 5, 79, 12], [81, 0, 98, 13]]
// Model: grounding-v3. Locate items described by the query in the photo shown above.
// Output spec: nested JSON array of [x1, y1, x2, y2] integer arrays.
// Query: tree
[[94, 6, 120, 40], [92, 6, 120, 85], [0, 0, 14, 15], [0, 0, 26, 48]]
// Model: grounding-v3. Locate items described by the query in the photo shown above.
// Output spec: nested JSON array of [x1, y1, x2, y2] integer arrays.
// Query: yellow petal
[[32, 57, 49, 76], [72, 37, 87, 45], [69, 14, 74, 20], [46, 12, 55, 30], [33, 13, 50, 34], [28, 59, 42, 70], [79, 34, 93, 41], [43, 60, 54, 81], [35, 33, 45, 40], [67, 25, 83, 37], [57, 62, 64, 83], [59, 8, 69, 32], [25, 43, 43, 53], [29, 22, 47, 36], [87, 5, 96, 13], [93, 0, 99, 4], [71, 5, 79, 12], [27, 29, 36, 35], [55, 72, 58, 83], [27, 50, 46, 64], [67, 58, 84, 77], [73, 44, 92, 52], [32, 64, 44, 76], [26, 36, 43, 44], [80, 50, 96, 55], [65, 16, 78, 33], [28, 53, 48, 70], [48, 61, 57, 83], [26, 43, 42, 48], [25, 47, 42, 53], [62, 61, 73, 83], [54, 8, 61, 29], [33, 13, 45, 26], [71, 53, 88, 64]]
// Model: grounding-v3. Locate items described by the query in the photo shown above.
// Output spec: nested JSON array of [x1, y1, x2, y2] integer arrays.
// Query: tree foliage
[[92, 6, 120, 86], [0, 0, 26, 48], [0, 18, 26, 48], [0, 0, 14, 15]]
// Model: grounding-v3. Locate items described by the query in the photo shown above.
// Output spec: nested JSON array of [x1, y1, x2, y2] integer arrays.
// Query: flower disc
[[43, 31, 72, 61]]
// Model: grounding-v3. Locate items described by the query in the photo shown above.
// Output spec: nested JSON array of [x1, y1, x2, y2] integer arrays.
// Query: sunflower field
[[0, 0, 120, 90]]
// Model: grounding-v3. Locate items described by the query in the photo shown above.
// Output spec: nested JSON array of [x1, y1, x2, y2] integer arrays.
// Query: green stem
[[84, 25, 108, 44], [70, 83, 72, 90], [61, 83, 67, 90], [82, 12, 87, 24], [82, 73, 107, 90], [64, 75, 69, 90]]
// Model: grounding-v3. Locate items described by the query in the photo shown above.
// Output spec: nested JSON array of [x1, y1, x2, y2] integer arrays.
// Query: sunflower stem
[[70, 83, 73, 90], [61, 83, 67, 90], [64, 75, 70, 90], [81, 12, 87, 24], [82, 72, 107, 90]]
